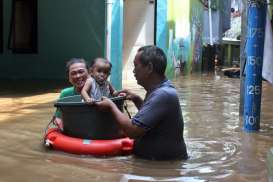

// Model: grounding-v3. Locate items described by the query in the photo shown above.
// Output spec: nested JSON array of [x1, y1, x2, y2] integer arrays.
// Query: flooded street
[[0, 73, 272, 182]]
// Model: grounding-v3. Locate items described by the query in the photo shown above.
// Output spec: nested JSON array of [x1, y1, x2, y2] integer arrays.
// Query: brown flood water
[[0, 72, 272, 182]]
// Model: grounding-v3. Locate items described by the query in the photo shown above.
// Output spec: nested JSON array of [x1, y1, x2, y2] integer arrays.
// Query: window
[[8, 0, 37, 53]]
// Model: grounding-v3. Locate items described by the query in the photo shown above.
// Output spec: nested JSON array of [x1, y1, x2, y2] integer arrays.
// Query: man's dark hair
[[137, 45, 167, 75], [65, 58, 87, 75]]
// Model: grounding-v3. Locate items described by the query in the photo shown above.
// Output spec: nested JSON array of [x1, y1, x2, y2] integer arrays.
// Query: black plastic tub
[[54, 95, 125, 139]]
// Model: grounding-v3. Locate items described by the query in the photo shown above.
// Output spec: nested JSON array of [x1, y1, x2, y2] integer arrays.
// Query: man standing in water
[[95, 46, 188, 160]]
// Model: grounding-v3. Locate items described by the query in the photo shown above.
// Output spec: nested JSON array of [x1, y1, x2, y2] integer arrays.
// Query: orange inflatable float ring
[[44, 128, 134, 156]]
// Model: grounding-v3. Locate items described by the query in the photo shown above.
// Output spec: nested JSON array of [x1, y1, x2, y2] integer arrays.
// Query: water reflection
[[0, 73, 272, 182]]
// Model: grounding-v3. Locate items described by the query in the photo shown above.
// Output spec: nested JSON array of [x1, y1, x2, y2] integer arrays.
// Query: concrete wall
[[0, 0, 105, 80], [122, 0, 154, 84], [110, 0, 124, 89], [156, 0, 203, 76]]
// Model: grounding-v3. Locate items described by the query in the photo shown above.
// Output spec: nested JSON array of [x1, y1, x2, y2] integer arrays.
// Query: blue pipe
[[244, 1, 267, 131]]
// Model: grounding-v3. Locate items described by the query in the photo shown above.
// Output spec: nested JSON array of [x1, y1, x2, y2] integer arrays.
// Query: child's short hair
[[89, 57, 112, 69]]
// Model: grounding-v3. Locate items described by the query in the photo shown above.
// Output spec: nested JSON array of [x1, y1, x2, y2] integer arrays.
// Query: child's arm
[[81, 78, 94, 104], [109, 83, 127, 97], [109, 83, 118, 96]]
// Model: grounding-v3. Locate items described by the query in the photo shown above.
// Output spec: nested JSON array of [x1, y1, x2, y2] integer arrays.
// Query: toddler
[[81, 58, 117, 104]]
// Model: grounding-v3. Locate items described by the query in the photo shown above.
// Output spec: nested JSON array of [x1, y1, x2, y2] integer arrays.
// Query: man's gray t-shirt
[[132, 79, 188, 160]]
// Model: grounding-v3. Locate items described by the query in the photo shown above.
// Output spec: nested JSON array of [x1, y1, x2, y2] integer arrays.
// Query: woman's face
[[68, 62, 88, 91]]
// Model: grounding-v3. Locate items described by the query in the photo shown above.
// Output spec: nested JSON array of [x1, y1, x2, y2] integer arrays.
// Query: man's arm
[[95, 97, 145, 138], [118, 89, 144, 109], [131, 95, 144, 110]]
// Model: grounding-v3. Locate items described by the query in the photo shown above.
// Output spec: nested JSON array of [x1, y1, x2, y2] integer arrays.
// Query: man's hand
[[117, 89, 143, 109], [117, 89, 137, 101], [94, 97, 115, 111], [95, 96, 145, 138]]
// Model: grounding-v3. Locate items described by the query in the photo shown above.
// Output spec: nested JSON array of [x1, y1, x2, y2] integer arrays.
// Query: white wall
[[122, 0, 155, 85]]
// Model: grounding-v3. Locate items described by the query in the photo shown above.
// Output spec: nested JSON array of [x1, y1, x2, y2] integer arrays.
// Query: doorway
[[122, 0, 155, 86]]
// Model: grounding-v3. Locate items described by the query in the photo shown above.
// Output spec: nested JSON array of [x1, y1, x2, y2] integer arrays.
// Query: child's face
[[92, 61, 111, 85]]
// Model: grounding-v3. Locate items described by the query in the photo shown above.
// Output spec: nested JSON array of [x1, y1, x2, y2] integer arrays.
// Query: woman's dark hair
[[65, 58, 87, 76], [137, 45, 167, 75]]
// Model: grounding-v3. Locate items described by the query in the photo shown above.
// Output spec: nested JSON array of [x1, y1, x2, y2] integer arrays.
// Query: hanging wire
[[123, 100, 131, 119], [43, 116, 62, 141]]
